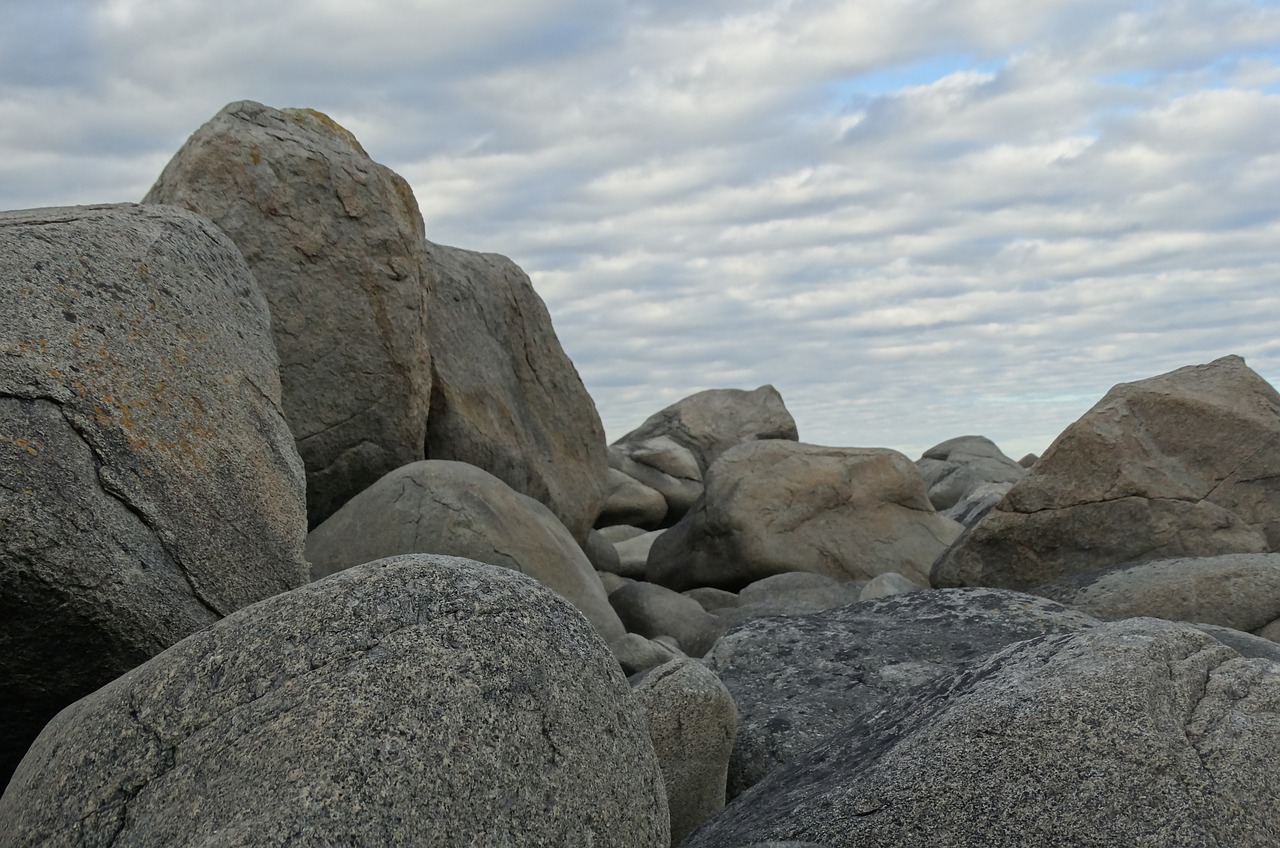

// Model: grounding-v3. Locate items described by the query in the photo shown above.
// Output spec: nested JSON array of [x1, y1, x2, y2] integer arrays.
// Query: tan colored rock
[[608, 436, 704, 524], [597, 467, 667, 530]]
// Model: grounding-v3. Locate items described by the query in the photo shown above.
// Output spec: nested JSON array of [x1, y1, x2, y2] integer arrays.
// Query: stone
[[713, 572, 865, 630], [422, 240, 608, 543], [305, 460, 624, 642], [608, 436, 704, 525], [617, 385, 799, 474], [597, 572, 632, 596], [934, 356, 1280, 591], [584, 529, 624, 574], [687, 619, 1280, 847], [0, 556, 669, 847], [916, 435, 1026, 511], [647, 441, 963, 591], [684, 587, 743, 613], [940, 480, 1014, 527], [633, 659, 738, 846], [1037, 553, 1280, 635], [609, 581, 726, 658], [143, 100, 431, 528], [610, 633, 685, 676], [1191, 623, 1280, 662], [0, 203, 307, 789], [703, 588, 1098, 798], [1018, 452, 1039, 467], [600, 525, 650, 544], [597, 467, 668, 530], [857, 572, 924, 602], [614, 529, 665, 579]]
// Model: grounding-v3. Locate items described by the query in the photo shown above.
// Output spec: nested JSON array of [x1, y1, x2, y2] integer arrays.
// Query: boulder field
[[3, 102, 1280, 846]]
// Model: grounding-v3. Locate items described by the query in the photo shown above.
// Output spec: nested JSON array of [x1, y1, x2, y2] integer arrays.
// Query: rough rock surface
[[608, 436, 704, 525], [633, 659, 738, 847], [703, 588, 1099, 798], [422, 240, 608, 543], [609, 581, 726, 657], [306, 460, 624, 642], [0, 556, 669, 848], [648, 441, 963, 591], [916, 435, 1026, 511], [617, 386, 798, 474], [934, 356, 1280, 591], [598, 467, 667, 530], [143, 100, 432, 527], [0, 203, 307, 789], [688, 619, 1280, 848]]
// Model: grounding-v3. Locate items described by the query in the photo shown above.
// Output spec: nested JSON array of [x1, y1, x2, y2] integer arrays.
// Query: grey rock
[[648, 441, 962, 591], [0, 203, 307, 789], [940, 480, 1014, 527], [611, 632, 685, 676], [614, 529, 665, 579], [305, 460, 624, 643], [598, 467, 668, 530], [684, 587, 743, 613], [0, 556, 669, 848], [917, 435, 1026, 512], [608, 436, 704, 525], [1191, 623, 1280, 662], [934, 356, 1280, 591], [598, 572, 632, 596], [857, 572, 924, 602], [688, 618, 1280, 847], [600, 524, 650, 544], [738, 572, 842, 604], [422, 240, 608, 544], [584, 528, 624, 574], [634, 659, 737, 847], [716, 573, 865, 630], [143, 100, 431, 528], [609, 581, 727, 657], [1018, 452, 1039, 468], [704, 588, 1098, 798]]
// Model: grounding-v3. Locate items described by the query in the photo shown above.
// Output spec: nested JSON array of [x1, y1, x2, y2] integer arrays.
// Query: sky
[[3, 0, 1279, 461]]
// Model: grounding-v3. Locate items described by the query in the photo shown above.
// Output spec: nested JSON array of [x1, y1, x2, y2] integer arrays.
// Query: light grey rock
[[0, 203, 307, 789], [609, 581, 727, 658], [305, 460, 624, 643], [940, 480, 1014, 527], [916, 435, 1026, 511], [0, 556, 669, 848], [688, 618, 1280, 848], [704, 588, 1098, 799], [611, 632, 685, 676], [684, 587, 743, 613], [598, 468, 668, 530], [857, 572, 924, 602], [598, 572, 632, 596], [715, 573, 865, 630], [614, 529, 665, 579], [648, 441, 963, 591], [618, 385, 798, 474], [608, 436, 704, 525], [143, 100, 432, 528], [600, 525, 650, 544], [934, 356, 1280, 591], [634, 659, 737, 847], [422, 240, 608, 544], [1191, 623, 1280, 662], [585, 528, 624, 574], [738, 572, 841, 604]]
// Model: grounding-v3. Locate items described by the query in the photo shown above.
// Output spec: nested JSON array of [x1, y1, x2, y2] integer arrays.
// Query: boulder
[[715, 572, 865, 630], [597, 467, 667, 530], [608, 436, 704, 524], [0, 203, 307, 789], [584, 528, 624, 574], [916, 435, 1026, 511], [0, 556, 669, 847], [610, 633, 685, 676], [940, 480, 1014, 527], [633, 659, 738, 846], [1018, 452, 1039, 468], [1191, 623, 1280, 662], [1037, 553, 1280, 635], [617, 385, 798, 474], [614, 529, 665, 579], [597, 572, 632, 596], [609, 581, 726, 657], [933, 356, 1280, 591], [422, 240, 608, 543], [688, 619, 1280, 847], [647, 441, 963, 591], [142, 100, 431, 528], [703, 588, 1099, 798], [305, 460, 624, 642], [600, 525, 649, 544], [684, 587, 743, 613], [857, 572, 923, 602]]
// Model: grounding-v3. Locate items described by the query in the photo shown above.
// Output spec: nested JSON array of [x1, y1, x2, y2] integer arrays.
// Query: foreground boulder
[[934, 356, 1280, 591], [648, 441, 962, 591], [423, 241, 608, 543], [704, 588, 1098, 798], [143, 100, 433, 527], [688, 618, 1280, 847], [306, 460, 624, 642], [0, 556, 669, 848], [0, 203, 307, 789]]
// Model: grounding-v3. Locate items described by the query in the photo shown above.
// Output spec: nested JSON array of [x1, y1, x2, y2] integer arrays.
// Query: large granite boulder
[[143, 100, 432, 528], [306, 460, 624, 643], [934, 356, 1280, 591], [916, 435, 1026, 511], [608, 436, 704, 525], [617, 386, 798, 474], [0, 556, 669, 847], [704, 588, 1099, 798], [648, 441, 963, 591], [688, 618, 1280, 847], [422, 240, 607, 543], [0, 204, 307, 790]]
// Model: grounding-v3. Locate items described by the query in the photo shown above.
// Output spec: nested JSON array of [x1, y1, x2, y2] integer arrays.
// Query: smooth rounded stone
[[685, 587, 743, 612], [687, 619, 1280, 848], [857, 572, 925, 602], [306, 460, 624, 643], [0, 203, 307, 789], [940, 480, 1014, 527], [143, 100, 432, 528], [1018, 452, 1039, 467], [617, 385, 799, 475], [608, 437, 704, 524], [611, 632, 685, 676], [609, 581, 727, 658], [598, 572, 632, 596], [703, 588, 1099, 799], [917, 435, 1026, 512], [0, 556, 669, 848], [738, 572, 842, 604], [422, 240, 608, 544], [633, 659, 738, 847], [648, 441, 963, 592], [614, 529, 665, 579], [934, 356, 1280, 592], [585, 528, 624, 574], [1036, 553, 1280, 635], [600, 524, 650, 544], [1191, 623, 1280, 662], [598, 468, 668, 530]]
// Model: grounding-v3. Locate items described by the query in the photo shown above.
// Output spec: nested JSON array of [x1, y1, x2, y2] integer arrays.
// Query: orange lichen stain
[[139, 261, 149, 277], [288, 108, 368, 155], [249, 144, 262, 166], [8, 437, 39, 456]]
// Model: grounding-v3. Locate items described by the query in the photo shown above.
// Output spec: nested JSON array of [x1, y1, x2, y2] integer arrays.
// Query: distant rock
[[613, 529, 665, 579], [0, 203, 307, 789], [598, 467, 668, 530], [1, 556, 669, 847], [608, 436, 704, 525], [916, 435, 1025, 511], [143, 100, 432, 528], [940, 480, 1014, 527], [609, 581, 725, 657], [934, 356, 1280, 591], [716, 572, 865, 629], [1018, 452, 1039, 468]]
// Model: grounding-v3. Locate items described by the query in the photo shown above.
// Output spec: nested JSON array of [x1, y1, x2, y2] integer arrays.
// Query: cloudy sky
[[4, 0, 1279, 460]]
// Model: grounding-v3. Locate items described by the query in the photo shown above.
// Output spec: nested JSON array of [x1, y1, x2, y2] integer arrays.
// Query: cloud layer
[[4, 0, 1279, 459]]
